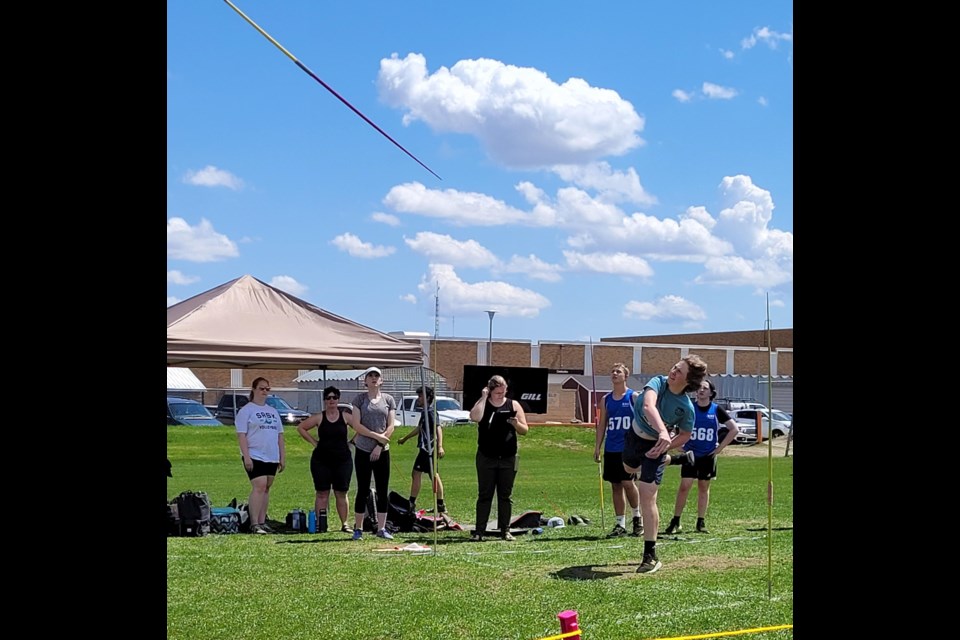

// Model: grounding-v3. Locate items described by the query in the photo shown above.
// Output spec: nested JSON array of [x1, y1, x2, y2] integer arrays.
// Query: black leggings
[[354, 447, 390, 513], [475, 450, 518, 533]]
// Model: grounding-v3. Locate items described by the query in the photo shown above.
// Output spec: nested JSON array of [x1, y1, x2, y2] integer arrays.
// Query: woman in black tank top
[[467, 375, 529, 541], [296, 386, 354, 533]]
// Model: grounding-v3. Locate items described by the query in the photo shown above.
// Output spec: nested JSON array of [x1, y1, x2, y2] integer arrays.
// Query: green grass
[[167, 425, 793, 640]]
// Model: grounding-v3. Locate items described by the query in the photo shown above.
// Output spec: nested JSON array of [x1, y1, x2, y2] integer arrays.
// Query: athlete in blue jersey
[[664, 379, 739, 534], [622, 354, 708, 574], [594, 363, 643, 538]]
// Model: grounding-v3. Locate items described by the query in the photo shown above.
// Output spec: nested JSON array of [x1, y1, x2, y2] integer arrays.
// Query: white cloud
[[167, 270, 199, 285], [331, 233, 396, 258], [672, 89, 694, 103], [182, 165, 244, 190], [499, 255, 564, 282], [694, 255, 792, 288], [384, 182, 534, 226], [702, 82, 738, 100], [770, 299, 785, 308], [623, 295, 707, 323], [563, 251, 654, 278], [269, 275, 308, 296], [404, 232, 498, 267], [401, 294, 417, 303], [387, 180, 630, 230], [372, 212, 401, 226], [167, 296, 181, 307], [720, 49, 735, 59], [550, 162, 657, 206], [758, 96, 768, 107], [585, 211, 732, 259], [167, 217, 239, 262], [377, 53, 644, 168], [741, 26, 793, 51], [690, 175, 793, 288], [416, 264, 550, 318], [713, 175, 778, 252], [682, 206, 716, 231], [386, 172, 790, 293]]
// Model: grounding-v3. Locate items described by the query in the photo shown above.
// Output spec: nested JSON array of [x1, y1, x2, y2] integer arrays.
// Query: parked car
[[395, 395, 471, 427], [167, 396, 223, 426], [728, 408, 792, 443], [214, 394, 248, 423], [264, 395, 310, 425], [215, 394, 310, 425], [717, 399, 768, 413]]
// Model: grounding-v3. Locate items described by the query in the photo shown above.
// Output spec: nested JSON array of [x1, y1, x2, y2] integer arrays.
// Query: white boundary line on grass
[[639, 592, 793, 620], [461, 535, 764, 557]]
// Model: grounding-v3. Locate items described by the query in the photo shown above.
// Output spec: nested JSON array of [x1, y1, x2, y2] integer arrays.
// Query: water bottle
[[308, 510, 316, 533], [318, 509, 328, 533], [292, 509, 301, 531]]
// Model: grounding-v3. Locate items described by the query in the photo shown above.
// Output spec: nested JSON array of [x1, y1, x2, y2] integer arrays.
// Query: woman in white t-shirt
[[235, 377, 286, 534]]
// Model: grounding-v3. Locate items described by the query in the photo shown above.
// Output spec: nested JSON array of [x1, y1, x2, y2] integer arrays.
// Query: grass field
[[167, 424, 793, 640]]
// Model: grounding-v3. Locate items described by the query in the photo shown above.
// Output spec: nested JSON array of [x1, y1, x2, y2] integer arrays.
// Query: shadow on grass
[[551, 562, 637, 581]]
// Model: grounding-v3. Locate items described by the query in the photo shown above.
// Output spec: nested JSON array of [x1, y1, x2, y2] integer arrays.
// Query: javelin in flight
[[222, 0, 442, 180]]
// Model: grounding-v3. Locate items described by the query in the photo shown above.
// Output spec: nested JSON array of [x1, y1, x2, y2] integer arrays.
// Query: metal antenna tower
[[434, 281, 440, 342]]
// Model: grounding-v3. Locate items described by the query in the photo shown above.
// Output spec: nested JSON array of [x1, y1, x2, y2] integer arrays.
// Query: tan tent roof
[[167, 275, 423, 370]]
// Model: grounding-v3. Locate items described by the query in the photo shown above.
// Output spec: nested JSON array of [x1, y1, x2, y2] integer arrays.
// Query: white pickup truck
[[394, 395, 472, 427]]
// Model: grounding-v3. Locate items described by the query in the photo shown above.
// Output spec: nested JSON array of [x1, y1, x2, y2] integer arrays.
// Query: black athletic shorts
[[621, 428, 666, 485], [680, 453, 717, 481], [602, 451, 636, 483], [243, 457, 279, 480], [310, 451, 353, 492], [412, 449, 435, 477]]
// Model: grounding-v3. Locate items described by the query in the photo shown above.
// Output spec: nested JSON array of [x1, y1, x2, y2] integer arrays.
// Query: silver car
[[728, 408, 792, 443]]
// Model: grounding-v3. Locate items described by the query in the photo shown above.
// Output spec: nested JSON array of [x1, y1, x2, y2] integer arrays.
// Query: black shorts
[[244, 458, 279, 480], [680, 453, 717, 481], [602, 451, 636, 483], [412, 449, 435, 477], [621, 428, 666, 485], [310, 452, 353, 492]]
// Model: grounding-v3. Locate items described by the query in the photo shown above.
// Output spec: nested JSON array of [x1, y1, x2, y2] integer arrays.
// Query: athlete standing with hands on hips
[[663, 379, 739, 535]]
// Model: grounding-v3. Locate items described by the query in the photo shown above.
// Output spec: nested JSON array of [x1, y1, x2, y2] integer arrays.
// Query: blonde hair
[[612, 362, 630, 377], [487, 375, 507, 389]]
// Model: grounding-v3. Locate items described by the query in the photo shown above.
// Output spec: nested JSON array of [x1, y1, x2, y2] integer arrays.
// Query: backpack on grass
[[386, 491, 415, 532], [210, 507, 241, 534], [363, 489, 379, 532], [173, 491, 211, 537], [285, 508, 308, 533]]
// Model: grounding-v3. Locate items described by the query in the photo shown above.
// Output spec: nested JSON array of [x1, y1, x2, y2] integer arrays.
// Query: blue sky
[[167, 1, 792, 343]]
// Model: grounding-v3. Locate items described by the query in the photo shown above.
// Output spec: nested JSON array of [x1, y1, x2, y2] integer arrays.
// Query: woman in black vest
[[468, 375, 529, 541]]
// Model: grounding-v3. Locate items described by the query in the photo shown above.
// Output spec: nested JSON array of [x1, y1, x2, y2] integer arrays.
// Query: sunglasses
[[325, 395, 339, 400], [257, 386, 271, 391]]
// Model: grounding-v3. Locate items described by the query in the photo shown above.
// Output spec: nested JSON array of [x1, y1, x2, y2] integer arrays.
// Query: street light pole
[[485, 310, 497, 365]]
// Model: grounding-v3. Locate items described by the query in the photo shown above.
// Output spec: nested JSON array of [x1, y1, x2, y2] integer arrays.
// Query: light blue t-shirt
[[631, 375, 695, 438]]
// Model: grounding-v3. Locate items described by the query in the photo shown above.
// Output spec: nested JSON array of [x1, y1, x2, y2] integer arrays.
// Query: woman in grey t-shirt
[[345, 367, 397, 540]]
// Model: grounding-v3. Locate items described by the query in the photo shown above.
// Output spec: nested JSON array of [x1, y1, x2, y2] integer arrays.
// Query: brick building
[[185, 329, 792, 424]]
